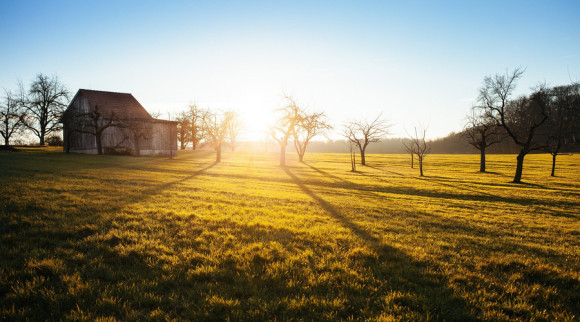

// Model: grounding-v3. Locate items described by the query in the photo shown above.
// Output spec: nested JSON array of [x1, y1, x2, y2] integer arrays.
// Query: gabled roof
[[75, 89, 153, 120]]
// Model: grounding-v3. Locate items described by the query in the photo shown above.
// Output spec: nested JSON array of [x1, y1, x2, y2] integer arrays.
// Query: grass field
[[1, 147, 579, 320]]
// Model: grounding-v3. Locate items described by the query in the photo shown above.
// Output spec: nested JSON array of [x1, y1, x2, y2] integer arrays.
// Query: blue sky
[[1, 0, 579, 140]]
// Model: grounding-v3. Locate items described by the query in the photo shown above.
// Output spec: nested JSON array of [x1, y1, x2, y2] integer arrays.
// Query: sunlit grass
[[1, 148, 578, 320]]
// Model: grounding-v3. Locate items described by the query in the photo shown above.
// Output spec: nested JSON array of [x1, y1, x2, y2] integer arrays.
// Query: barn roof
[[76, 89, 154, 120]]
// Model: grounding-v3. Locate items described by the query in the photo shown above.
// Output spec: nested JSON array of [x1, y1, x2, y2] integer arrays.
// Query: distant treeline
[[232, 134, 578, 154]]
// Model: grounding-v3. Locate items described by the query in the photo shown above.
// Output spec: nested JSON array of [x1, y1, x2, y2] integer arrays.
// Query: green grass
[[1, 147, 579, 320]]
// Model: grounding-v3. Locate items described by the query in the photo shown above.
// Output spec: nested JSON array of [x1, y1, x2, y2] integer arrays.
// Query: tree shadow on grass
[[282, 167, 476, 320], [364, 164, 406, 177]]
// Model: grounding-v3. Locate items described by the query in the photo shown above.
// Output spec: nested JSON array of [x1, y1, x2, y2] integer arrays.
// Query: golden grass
[[1, 148, 579, 320]]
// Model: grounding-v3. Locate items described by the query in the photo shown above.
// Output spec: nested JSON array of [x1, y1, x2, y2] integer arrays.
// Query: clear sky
[[1, 0, 579, 140]]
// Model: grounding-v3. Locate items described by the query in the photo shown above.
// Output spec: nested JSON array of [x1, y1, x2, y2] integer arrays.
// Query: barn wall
[[64, 95, 98, 154], [138, 122, 178, 157], [64, 92, 178, 157]]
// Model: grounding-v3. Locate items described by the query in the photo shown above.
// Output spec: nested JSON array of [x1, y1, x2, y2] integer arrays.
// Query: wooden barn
[[62, 89, 178, 157]]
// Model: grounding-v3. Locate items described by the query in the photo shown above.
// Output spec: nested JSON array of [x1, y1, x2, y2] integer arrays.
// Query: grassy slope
[[0, 148, 579, 320]]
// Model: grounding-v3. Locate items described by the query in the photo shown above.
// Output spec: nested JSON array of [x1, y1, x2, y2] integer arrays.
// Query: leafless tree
[[541, 83, 580, 176], [343, 114, 391, 165], [293, 111, 332, 162], [124, 119, 153, 156], [20, 74, 69, 145], [175, 110, 191, 150], [403, 127, 430, 176], [345, 139, 357, 171], [225, 110, 243, 151], [401, 139, 414, 168], [203, 110, 231, 162], [0, 90, 25, 146], [270, 95, 301, 166], [477, 68, 550, 183], [64, 104, 121, 155], [463, 109, 505, 172], [188, 104, 207, 150]]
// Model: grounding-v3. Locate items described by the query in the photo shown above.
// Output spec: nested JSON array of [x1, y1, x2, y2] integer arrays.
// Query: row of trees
[[4, 71, 577, 183], [173, 105, 243, 162], [463, 68, 579, 182], [1, 74, 69, 146]]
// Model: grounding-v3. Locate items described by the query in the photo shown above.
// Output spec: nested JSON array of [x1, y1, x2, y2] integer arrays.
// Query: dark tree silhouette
[[477, 68, 550, 183], [403, 127, 430, 176], [64, 104, 121, 155], [270, 96, 301, 166], [188, 103, 207, 150], [541, 83, 580, 176], [463, 110, 504, 172], [176, 110, 191, 150], [343, 114, 391, 165], [20, 74, 69, 145], [120, 119, 154, 156], [0, 90, 25, 146], [293, 111, 332, 162]]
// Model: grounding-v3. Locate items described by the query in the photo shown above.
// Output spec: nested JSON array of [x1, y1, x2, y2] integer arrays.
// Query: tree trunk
[[4, 136, 8, 146], [480, 146, 486, 172], [419, 156, 424, 176], [298, 150, 304, 162], [280, 144, 286, 166], [410, 152, 414, 168], [96, 133, 103, 155], [513, 150, 526, 183], [360, 149, 366, 165], [216, 144, 222, 162], [551, 153, 557, 177]]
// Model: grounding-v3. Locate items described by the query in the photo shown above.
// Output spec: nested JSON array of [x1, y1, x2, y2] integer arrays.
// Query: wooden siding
[[63, 90, 178, 157]]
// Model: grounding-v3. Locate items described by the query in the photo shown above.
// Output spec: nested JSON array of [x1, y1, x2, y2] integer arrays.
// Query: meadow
[[0, 147, 579, 320]]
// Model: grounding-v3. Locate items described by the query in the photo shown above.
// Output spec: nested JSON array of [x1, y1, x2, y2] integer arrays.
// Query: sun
[[240, 109, 274, 142]]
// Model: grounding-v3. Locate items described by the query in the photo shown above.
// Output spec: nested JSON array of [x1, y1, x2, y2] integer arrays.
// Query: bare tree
[[403, 127, 430, 176], [541, 83, 580, 176], [343, 114, 391, 165], [203, 110, 231, 162], [20, 74, 69, 145], [401, 139, 414, 168], [124, 119, 153, 156], [188, 104, 206, 150], [463, 109, 505, 172], [345, 138, 357, 171], [0, 90, 25, 146], [293, 111, 332, 162], [477, 68, 550, 183], [64, 105, 121, 155], [175, 110, 191, 150], [225, 110, 243, 152], [270, 95, 301, 166]]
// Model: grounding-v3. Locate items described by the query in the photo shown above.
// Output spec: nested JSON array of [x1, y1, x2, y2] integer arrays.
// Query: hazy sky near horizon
[[1, 0, 579, 140]]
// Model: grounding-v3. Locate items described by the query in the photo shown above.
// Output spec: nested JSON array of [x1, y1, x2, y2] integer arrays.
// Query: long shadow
[[364, 164, 406, 177], [203, 171, 579, 209], [302, 162, 353, 185], [282, 167, 475, 320], [0, 159, 221, 319]]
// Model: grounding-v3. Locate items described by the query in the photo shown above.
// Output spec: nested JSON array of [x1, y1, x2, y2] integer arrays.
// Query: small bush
[[46, 136, 63, 146]]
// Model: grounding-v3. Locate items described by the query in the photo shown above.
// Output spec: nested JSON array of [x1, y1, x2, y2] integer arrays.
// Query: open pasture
[[1, 148, 579, 320]]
